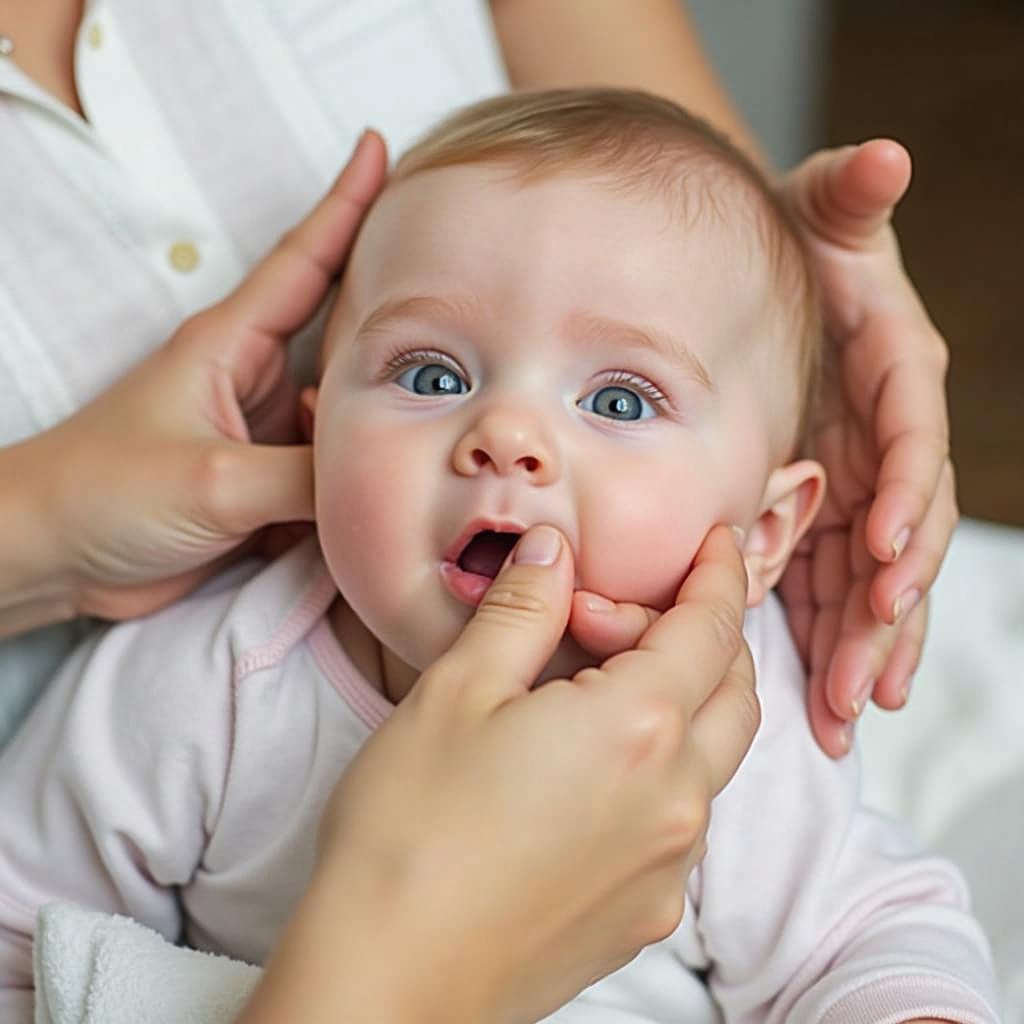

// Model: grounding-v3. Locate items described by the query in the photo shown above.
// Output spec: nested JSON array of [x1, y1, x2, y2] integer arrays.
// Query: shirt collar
[[0, 0, 101, 130]]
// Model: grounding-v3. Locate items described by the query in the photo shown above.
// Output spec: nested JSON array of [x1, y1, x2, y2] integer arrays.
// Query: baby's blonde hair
[[392, 88, 821, 454]]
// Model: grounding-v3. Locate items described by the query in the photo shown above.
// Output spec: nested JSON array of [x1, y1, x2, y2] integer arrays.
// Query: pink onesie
[[0, 539, 1001, 1023]]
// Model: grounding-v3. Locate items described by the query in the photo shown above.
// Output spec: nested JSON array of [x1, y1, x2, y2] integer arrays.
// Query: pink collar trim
[[308, 618, 395, 731]]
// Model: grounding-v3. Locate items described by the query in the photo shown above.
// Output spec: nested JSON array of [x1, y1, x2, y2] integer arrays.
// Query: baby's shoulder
[[64, 539, 335, 719]]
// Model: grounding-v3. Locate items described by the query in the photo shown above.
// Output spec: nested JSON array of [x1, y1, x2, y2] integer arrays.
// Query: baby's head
[[305, 88, 825, 699]]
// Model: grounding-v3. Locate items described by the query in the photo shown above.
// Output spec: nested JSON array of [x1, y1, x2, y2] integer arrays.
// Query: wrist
[[0, 435, 78, 636], [238, 858, 490, 1024]]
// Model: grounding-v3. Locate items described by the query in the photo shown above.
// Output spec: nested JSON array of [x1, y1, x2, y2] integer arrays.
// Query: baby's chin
[[390, 624, 597, 695]]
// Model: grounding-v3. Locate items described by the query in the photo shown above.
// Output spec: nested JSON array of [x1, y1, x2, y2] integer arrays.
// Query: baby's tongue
[[460, 531, 519, 578]]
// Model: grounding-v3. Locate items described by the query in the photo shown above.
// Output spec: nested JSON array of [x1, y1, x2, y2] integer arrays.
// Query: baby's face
[[313, 163, 791, 685]]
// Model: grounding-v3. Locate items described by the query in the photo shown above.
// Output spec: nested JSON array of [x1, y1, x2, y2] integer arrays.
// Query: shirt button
[[87, 23, 104, 49], [168, 241, 201, 273]]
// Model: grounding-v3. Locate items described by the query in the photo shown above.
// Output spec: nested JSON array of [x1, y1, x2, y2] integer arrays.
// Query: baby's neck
[[328, 597, 595, 705], [328, 599, 416, 703]]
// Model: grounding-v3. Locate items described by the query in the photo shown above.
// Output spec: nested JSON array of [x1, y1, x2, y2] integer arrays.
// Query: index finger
[[220, 130, 388, 339], [592, 525, 749, 714], [793, 139, 911, 250]]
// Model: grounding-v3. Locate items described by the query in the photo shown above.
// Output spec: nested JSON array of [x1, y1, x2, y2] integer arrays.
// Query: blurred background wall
[[687, 0, 1024, 527]]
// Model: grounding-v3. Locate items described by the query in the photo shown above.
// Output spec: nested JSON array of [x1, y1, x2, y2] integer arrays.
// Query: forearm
[[0, 438, 75, 638], [489, 0, 762, 161]]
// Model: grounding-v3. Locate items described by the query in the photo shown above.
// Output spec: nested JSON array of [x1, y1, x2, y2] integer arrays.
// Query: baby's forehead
[[335, 157, 788, 343], [357, 158, 785, 306], [386, 152, 770, 238]]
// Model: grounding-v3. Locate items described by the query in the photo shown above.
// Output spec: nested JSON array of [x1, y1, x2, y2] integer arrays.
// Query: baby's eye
[[578, 384, 656, 422], [395, 362, 469, 396]]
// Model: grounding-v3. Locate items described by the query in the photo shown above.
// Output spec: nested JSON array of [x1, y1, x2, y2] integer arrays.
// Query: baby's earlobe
[[741, 551, 769, 608]]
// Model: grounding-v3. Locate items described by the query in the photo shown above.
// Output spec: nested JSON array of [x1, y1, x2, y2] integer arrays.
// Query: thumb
[[218, 130, 388, 340], [198, 442, 315, 535], [420, 525, 574, 711], [789, 138, 912, 249]]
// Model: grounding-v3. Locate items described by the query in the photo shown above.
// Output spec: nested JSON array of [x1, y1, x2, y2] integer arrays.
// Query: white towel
[[33, 903, 260, 1024]]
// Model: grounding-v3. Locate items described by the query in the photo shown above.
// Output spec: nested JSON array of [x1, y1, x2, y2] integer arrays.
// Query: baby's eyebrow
[[356, 294, 484, 338], [355, 296, 714, 393], [564, 310, 714, 392]]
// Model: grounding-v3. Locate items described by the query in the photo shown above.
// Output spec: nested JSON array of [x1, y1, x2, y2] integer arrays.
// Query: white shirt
[[0, 0, 508, 743]]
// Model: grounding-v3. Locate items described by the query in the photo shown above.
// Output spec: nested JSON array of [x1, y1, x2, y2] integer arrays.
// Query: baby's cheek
[[578, 485, 707, 611], [315, 432, 410, 611]]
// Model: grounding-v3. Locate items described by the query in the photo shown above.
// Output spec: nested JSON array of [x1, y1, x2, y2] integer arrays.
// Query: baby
[[0, 90, 999, 1022]]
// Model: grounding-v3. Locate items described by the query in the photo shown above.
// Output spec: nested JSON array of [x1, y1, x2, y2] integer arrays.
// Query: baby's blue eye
[[395, 363, 468, 396], [579, 385, 655, 421]]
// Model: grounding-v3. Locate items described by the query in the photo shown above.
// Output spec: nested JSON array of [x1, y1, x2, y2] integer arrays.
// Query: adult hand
[[778, 139, 956, 757], [257, 524, 755, 1024], [9, 132, 387, 628]]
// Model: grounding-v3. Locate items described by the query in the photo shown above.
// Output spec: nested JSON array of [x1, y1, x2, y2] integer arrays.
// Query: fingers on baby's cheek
[[569, 593, 620, 657], [569, 594, 653, 659]]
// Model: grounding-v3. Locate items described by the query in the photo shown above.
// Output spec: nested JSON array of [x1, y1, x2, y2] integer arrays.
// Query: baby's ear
[[299, 386, 319, 443], [743, 460, 826, 607]]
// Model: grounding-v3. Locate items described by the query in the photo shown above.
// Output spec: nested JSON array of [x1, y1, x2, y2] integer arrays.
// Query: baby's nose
[[452, 406, 560, 484]]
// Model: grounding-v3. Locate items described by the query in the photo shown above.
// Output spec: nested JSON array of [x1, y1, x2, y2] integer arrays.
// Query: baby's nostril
[[520, 456, 540, 473], [471, 449, 490, 468]]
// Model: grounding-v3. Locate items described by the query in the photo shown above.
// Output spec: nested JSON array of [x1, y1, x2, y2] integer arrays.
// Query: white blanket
[[33, 904, 259, 1024], [30, 519, 1024, 1023], [859, 517, 1024, 1018]]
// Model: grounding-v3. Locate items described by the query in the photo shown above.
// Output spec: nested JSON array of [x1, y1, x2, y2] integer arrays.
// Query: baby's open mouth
[[441, 523, 527, 607], [456, 530, 521, 579]]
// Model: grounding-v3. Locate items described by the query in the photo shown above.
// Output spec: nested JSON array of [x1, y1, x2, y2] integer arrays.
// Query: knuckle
[[190, 446, 244, 528], [643, 892, 688, 945], [475, 581, 550, 625], [660, 792, 709, 856], [574, 666, 608, 692], [733, 681, 763, 743], [618, 692, 688, 763]]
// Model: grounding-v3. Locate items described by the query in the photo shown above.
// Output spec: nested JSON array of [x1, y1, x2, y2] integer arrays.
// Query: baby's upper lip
[[443, 517, 528, 565]]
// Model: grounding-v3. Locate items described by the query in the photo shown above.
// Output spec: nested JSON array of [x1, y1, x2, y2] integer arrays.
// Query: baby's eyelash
[[602, 370, 670, 407], [380, 347, 466, 380]]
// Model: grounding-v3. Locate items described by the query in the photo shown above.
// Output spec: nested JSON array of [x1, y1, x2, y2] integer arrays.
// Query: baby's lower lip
[[440, 561, 494, 607]]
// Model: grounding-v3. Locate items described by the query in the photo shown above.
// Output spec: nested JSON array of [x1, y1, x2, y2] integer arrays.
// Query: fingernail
[[730, 525, 746, 548], [839, 724, 854, 753], [513, 526, 561, 566], [585, 594, 615, 614], [899, 677, 913, 707], [892, 587, 920, 623], [849, 678, 874, 718], [890, 526, 911, 560]]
